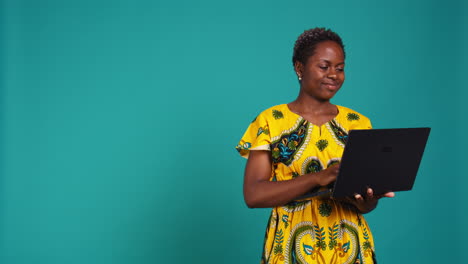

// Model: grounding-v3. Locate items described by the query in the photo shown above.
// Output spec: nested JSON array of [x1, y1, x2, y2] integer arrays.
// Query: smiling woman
[[235, 28, 394, 264], [294, 41, 345, 104]]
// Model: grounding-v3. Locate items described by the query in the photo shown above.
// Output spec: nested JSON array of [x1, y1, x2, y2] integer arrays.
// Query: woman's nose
[[327, 68, 337, 79], [327, 73, 337, 79]]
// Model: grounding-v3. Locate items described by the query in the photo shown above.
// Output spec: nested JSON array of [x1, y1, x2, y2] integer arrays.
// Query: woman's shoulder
[[254, 104, 292, 121], [336, 105, 372, 128]]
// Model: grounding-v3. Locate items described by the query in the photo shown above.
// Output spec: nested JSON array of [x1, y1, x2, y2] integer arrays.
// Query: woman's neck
[[289, 96, 335, 115]]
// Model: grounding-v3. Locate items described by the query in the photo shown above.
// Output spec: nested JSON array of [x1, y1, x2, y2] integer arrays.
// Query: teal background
[[1, 0, 466, 263]]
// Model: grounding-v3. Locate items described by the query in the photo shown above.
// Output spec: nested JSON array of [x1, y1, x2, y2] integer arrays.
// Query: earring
[[298, 76, 302, 81]]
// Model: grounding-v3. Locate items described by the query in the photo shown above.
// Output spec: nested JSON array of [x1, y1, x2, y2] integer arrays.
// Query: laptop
[[295, 127, 431, 200]]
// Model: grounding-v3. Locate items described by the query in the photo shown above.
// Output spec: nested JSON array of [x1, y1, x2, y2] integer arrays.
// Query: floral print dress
[[236, 104, 377, 264]]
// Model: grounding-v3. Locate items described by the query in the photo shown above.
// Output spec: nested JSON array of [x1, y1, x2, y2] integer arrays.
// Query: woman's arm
[[243, 150, 339, 208]]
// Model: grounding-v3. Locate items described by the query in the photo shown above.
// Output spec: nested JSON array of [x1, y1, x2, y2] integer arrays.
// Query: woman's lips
[[323, 83, 339, 91]]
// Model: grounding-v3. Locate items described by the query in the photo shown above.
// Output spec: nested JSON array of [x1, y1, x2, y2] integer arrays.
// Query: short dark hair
[[292, 28, 345, 67]]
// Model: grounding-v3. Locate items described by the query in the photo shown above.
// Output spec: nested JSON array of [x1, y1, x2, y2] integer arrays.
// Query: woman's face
[[295, 41, 345, 102]]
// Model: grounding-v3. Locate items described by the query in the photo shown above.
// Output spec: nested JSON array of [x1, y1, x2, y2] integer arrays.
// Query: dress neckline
[[284, 103, 341, 127]]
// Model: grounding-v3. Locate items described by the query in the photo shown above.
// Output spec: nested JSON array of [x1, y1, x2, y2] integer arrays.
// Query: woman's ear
[[294, 61, 304, 80]]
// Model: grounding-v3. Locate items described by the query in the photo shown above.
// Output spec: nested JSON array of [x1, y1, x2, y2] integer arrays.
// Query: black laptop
[[296, 127, 431, 199]]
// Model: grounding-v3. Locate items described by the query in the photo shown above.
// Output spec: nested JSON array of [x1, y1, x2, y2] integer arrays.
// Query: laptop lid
[[331, 127, 431, 198]]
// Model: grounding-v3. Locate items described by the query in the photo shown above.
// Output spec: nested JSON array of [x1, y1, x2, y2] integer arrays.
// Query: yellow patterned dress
[[236, 104, 376, 264]]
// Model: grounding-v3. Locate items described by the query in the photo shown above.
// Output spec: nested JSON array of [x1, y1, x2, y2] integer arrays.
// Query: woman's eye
[[336, 68, 344, 72], [319, 66, 328, 70]]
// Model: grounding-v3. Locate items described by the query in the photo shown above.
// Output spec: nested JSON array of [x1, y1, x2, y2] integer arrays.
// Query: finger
[[377, 192, 395, 199], [366, 188, 374, 198], [332, 163, 340, 171], [333, 164, 340, 173], [383, 192, 395, 198], [354, 194, 363, 202]]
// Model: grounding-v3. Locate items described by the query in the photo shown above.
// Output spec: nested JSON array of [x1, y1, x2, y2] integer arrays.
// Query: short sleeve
[[346, 110, 372, 130], [363, 117, 372, 129], [235, 113, 271, 158]]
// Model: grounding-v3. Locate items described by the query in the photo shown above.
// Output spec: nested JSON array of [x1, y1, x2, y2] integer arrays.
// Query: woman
[[236, 28, 394, 264]]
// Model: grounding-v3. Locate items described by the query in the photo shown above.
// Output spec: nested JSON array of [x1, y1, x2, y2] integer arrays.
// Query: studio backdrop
[[1, 0, 466, 263]]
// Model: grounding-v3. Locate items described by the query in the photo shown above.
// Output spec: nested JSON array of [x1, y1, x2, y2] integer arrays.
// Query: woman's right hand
[[315, 163, 340, 187]]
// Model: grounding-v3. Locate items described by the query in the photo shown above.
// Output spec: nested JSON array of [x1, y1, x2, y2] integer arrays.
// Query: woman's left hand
[[345, 188, 395, 214]]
